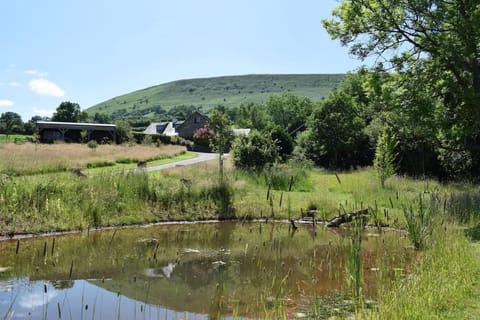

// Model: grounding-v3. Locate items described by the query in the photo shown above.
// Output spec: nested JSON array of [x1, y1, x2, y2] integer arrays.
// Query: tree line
[[229, 0, 480, 181]]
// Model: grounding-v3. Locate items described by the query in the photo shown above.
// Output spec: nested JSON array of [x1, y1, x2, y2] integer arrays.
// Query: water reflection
[[0, 222, 414, 319]]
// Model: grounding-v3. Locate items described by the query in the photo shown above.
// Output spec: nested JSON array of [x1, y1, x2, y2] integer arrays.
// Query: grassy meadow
[[0, 142, 188, 176], [1, 142, 480, 318]]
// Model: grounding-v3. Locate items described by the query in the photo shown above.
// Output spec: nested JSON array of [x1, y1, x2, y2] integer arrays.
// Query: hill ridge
[[86, 74, 345, 120]]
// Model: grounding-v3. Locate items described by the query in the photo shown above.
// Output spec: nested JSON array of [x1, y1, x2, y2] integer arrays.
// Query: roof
[[143, 120, 185, 136], [143, 122, 167, 134], [36, 121, 116, 130]]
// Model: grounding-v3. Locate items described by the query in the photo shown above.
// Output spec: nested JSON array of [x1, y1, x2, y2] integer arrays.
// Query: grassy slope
[[86, 74, 345, 118]]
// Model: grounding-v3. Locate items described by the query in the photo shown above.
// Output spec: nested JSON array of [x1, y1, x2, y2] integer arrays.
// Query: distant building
[[232, 128, 251, 136], [143, 112, 209, 139], [37, 121, 117, 143], [143, 120, 184, 136]]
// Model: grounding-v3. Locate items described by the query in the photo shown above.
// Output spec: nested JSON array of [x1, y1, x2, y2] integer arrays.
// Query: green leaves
[[325, 0, 480, 177], [374, 126, 398, 188]]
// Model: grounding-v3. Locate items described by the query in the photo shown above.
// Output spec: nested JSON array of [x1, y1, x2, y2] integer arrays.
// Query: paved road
[[143, 152, 219, 172]]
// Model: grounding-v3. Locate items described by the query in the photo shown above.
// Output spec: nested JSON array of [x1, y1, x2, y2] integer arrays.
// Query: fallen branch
[[326, 208, 369, 228]]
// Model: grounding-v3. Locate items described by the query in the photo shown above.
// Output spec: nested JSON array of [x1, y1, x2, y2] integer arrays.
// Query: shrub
[[263, 124, 294, 161], [374, 126, 398, 187], [87, 140, 98, 151], [231, 130, 278, 171], [193, 127, 215, 147]]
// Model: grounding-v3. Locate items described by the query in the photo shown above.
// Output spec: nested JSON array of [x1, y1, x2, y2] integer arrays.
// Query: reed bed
[[369, 226, 480, 319]]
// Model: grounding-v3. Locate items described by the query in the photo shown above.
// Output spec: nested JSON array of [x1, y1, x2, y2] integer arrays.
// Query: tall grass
[[0, 142, 185, 176], [371, 225, 480, 319], [0, 165, 238, 234], [403, 194, 435, 250], [346, 218, 364, 304]]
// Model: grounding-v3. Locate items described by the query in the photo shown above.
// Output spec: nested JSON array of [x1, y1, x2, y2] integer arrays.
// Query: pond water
[[0, 222, 414, 319]]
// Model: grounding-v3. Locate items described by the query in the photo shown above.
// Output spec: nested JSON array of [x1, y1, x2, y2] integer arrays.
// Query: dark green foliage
[[231, 130, 278, 171], [465, 224, 480, 241], [87, 140, 98, 150], [208, 109, 233, 154], [0, 112, 23, 136], [266, 92, 314, 133], [114, 120, 133, 144], [52, 101, 87, 122], [324, 0, 480, 178], [232, 102, 269, 131], [299, 91, 371, 169], [446, 191, 480, 223], [86, 161, 116, 169], [93, 112, 111, 124], [264, 124, 294, 161]]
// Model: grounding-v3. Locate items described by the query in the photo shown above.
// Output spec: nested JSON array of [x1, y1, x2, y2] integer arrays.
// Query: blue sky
[[0, 0, 368, 121]]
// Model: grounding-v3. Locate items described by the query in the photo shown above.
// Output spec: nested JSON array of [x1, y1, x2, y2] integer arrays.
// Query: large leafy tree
[[52, 101, 88, 122], [0, 112, 23, 137], [234, 102, 270, 131], [299, 91, 371, 169], [266, 92, 314, 133], [324, 0, 480, 176]]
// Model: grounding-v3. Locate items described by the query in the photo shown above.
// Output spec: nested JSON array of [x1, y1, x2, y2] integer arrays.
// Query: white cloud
[[29, 78, 65, 97], [24, 69, 38, 75], [24, 69, 49, 77], [0, 100, 14, 107], [9, 81, 20, 87], [33, 108, 55, 117], [18, 291, 58, 309]]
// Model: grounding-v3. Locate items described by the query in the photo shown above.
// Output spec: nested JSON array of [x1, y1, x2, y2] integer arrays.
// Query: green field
[[86, 74, 345, 119]]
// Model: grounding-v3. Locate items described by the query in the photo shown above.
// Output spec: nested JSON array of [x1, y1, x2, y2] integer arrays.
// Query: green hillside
[[86, 74, 345, 120]]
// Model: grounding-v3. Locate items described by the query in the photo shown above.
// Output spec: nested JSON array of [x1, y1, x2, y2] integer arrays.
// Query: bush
[[231, 130, 278, 170], [263, 124, 294, 161], [87, 140, 98, 150], [374, 126, 398, 187], [193, 127, 215, 147]]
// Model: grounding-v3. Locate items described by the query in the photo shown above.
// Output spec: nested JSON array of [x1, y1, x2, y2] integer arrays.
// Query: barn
[[36, 121, 117, 143]]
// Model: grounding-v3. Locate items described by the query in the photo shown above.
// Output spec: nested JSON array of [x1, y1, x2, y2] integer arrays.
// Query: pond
[[0, 222, 414, 319]]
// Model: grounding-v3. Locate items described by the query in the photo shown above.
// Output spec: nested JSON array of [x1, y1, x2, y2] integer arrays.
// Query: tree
[[93, 113, 111, 124], [299, 91, 371, 169], [374, 126, 398, 188], [115, 120, 133, 144], [263, 124, 294, 161], [0, 112, 23, 138], [52, 101, 85, 122], [323, 0, 480, 177], [208, 109, 233, 181], [266, 92, 313, 133], [234, 102, 270, 131], [24, 115, 48, 135], [231, 130, 278, 171]]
